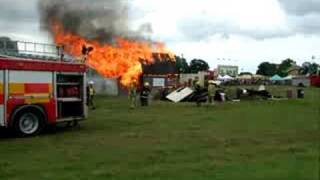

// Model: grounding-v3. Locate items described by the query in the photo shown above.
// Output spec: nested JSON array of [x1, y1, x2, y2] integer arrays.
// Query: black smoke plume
[[38, 0, 152, 43]]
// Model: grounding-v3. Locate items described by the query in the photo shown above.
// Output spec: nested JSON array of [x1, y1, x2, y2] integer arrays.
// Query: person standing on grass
[[140, 82, 151, 106], [194, 81, 202, 107], [87, 81, 96, 110], [207, 80, 216, 105], [128, 80, 138, 109]]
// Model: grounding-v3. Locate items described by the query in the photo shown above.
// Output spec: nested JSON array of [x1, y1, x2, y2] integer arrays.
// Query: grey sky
[[279, 0, 320, 16], [0, 0, 52, 42], [0, 0, 319, 72]]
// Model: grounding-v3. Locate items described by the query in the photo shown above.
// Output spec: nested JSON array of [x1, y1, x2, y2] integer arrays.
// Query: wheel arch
[[9, 104, 47, 128]]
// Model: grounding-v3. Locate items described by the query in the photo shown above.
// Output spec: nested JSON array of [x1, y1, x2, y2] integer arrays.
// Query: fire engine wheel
[[14, 109, 44, 136]]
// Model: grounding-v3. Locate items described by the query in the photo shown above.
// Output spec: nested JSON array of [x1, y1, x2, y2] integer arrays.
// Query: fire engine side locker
[[55, 72, 87, 122]]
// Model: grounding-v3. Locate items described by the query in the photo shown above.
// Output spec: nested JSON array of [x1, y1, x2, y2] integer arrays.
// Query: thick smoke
[[38, 0, 150, 43]]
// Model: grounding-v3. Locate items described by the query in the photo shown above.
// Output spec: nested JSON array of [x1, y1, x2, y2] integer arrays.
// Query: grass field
[[0, 87, 319, 180]]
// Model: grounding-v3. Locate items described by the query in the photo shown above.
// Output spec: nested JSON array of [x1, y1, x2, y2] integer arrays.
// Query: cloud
[[0, 0, 38, 23], [132, 0, 292, 41], [288, 14, 320, 35], [279, 0, 320, 36], [2, 0, 320, 42], [1, 0, 319, 73], [132, 0, 320, 42], [0, 0, 41, 41], [177, 15, 291, 41], [279, 0, 320, 16]]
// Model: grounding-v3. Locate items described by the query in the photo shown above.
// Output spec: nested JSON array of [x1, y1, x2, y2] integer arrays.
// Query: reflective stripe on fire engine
[[8, 70, 53, 104], [9, 84, 52, 104]]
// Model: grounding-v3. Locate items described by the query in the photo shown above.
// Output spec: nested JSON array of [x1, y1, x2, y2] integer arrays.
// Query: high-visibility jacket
[[208, 84, 215, 97], [129, 86, 137, 97], [87, 86, 95, 96]]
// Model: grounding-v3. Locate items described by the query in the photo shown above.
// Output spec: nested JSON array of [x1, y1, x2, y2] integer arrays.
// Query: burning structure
[[38, 0, 175, 88], [142, 53, 178, 88], [116, 53, 177, 96]]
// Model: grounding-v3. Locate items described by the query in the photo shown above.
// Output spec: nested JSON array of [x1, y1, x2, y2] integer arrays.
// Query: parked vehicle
[[0, 40, 87, 136]]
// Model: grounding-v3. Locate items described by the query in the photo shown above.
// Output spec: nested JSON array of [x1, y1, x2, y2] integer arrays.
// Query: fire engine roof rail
[[0, 39, 78, 63]]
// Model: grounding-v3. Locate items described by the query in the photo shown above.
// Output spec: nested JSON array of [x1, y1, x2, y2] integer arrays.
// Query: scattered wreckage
[[166, 86, 275, 103]]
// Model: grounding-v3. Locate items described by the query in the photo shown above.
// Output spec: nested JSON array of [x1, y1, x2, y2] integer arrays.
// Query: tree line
[[257, 59, 319, 77], [175, 56, 210, 73], [175, 55, 319, 76]]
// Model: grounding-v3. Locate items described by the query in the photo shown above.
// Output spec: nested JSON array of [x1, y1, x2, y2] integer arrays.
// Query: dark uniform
[[194, 82, 202, 107], [140, 83, 151, 106]]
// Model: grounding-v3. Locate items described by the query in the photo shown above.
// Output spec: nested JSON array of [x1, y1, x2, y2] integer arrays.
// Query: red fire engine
[[0, 39, 87, 136], [310, 75, 320, 87]]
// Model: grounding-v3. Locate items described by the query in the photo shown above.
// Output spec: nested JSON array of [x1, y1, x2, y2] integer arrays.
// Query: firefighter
[[194, 81, 202, 107], [207, 80, 215, 105], [128, 80, 138, 109], [87, 81, 96, 110], [192, 77, 200, 89], [140, 82, 151, 106]]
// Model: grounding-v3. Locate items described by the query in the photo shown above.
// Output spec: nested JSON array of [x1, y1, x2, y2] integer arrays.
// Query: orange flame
[[50, 22, 175, 87]]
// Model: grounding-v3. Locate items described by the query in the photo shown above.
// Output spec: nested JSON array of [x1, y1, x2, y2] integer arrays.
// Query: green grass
[[0, 87, 319, 180]]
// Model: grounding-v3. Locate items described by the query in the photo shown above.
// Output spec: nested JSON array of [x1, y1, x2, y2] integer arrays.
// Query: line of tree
[[175, 56, 209, 73], [299, 62, 320, 75], [257, 58, 319, 77], [176, 56, 319, 76]]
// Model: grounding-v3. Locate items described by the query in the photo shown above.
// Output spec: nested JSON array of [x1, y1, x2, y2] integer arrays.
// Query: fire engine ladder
[[0, 40, 80, 63]]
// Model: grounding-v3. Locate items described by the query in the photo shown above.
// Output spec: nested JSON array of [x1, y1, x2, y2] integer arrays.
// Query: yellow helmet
[[144, 82, 150, 86]]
